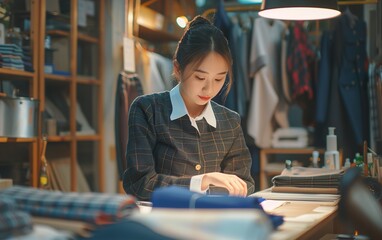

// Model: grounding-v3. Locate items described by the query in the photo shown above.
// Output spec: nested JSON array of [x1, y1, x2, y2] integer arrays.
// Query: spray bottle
[[324, 127, 340, 170]]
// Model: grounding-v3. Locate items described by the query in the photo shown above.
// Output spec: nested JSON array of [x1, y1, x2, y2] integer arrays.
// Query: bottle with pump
[[324, 127, 340, 170]]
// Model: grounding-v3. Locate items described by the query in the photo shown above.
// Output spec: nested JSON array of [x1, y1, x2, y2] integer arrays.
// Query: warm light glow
[[259, 7, 341, 20], [354, 230, 359, 236], [176, 16, 188, 28]]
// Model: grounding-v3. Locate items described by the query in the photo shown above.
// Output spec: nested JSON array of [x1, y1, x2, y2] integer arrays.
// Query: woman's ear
[[173, 60, 181, 80]]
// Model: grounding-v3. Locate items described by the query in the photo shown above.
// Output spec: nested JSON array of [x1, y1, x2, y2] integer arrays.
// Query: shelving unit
[[0, 0, 104, 192], [37, 0, 105, 192], [0, 0, 40, 187]]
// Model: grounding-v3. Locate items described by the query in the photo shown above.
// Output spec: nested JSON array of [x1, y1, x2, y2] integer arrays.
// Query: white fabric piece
[[147, 52, 173, 94], [247, 18, 289, 148], [131, 209, 272, 240]]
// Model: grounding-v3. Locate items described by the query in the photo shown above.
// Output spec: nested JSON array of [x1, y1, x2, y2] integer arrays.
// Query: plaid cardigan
[[123, 91, 255, 201]]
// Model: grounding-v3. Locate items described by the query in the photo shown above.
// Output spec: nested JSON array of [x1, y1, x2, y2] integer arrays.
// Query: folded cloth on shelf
[[272, 167, 344, 189], [271, 127, 308, 148], [271, 186, 339, 194], [151, 186, 284, 229], [0, 197, 33, 239], [0, 186, 138, 224]]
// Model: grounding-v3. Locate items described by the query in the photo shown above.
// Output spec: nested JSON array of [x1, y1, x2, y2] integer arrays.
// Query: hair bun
[[188, 15, 211, 29]]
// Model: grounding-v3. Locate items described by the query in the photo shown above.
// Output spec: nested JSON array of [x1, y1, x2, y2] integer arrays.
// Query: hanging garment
[[115, 72, 143, 179], [286, 21, 317, 126], [315, 14, 369, 158], [247, 18, 288, 148]]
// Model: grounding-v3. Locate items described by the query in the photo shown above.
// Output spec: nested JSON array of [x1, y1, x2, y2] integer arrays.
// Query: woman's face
[[177, 52, 228, 114]]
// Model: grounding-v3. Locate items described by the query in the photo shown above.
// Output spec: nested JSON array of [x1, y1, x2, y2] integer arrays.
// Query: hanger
[[343, 6, 358, 27]]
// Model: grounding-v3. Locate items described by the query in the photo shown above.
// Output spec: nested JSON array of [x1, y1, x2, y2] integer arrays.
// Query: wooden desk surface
[[266, 201, 338, 240]]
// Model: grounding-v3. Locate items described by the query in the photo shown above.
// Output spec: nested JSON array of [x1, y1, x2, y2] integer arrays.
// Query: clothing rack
[[202, 0, 378, 17]]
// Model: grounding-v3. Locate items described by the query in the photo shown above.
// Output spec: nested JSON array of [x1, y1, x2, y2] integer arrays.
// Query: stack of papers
[[250, 188, 340, 203]]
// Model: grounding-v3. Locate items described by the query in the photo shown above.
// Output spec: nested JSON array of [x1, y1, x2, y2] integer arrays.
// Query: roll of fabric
[[0, 186, 138, 224], [151, 186, 284, 229]]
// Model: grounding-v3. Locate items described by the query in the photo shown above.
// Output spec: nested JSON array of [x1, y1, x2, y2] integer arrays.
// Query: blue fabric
[[151, 186, 284, 229], [152, 186, 264, 209], [315, 31, 333, 124], [337, 15, 369, 146]]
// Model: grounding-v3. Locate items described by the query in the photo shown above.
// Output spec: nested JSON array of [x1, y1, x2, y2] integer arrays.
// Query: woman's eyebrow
[[195, 69, 227, 75]]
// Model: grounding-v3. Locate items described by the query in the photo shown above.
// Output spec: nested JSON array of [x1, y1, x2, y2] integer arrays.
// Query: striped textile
[[272, 167, 344, 188], [0, 186, 138, 224], [0, 197, 33, 239]]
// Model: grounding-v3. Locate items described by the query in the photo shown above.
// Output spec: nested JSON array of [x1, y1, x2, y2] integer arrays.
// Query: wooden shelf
[[138, 25, 181, 42], [261, 148, 325, 154], [45, 74, 72, 82], [78, 33, 99, 43], [0, 68, 35, 78], [76, 135, 101, 141], [77, 76, 100, 85], [47, 29, 70, 38], [0, 137, 37, 143], [47, 136, 72, 142]]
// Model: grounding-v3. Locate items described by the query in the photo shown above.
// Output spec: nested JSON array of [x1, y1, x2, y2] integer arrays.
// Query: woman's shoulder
[[132, 91, 170, 108], [211, 101, 241, 123]]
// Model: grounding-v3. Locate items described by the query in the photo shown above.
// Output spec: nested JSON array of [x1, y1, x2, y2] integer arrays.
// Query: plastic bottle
[[312, 151, 319, 168], [343, 158, 351, 170], [324, 127, 340, 170]]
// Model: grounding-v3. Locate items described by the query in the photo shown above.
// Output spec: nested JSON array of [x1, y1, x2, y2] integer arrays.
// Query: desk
[[136, 199, 345, 240], [266, 201, 339, 240]]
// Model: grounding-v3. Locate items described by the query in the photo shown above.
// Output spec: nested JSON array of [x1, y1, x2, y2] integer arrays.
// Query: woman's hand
[[201, 172, 247, 196]]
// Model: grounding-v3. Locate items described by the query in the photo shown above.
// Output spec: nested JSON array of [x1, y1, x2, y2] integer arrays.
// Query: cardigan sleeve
[[220, 114, 255, 195], [122, 96, 191, 201]]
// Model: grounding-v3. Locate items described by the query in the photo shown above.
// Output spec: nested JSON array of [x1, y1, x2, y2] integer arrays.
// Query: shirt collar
[[170, 84, 216, 129]]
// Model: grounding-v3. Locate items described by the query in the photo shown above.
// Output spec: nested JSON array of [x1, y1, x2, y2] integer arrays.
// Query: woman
[[123, 16, 255, 201]]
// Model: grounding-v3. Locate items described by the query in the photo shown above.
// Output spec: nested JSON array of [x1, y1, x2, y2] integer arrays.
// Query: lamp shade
[[259, 0, 341, 21]]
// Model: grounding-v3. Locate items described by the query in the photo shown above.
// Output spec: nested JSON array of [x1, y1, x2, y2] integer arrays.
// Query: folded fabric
[[271, 186, 339, 194], [0, 197, 33, 239], [0, 186, 138, 224], [151, 186, 284, 229], [0, 196, 16, 213], [272, 167, 344, 188], [152, 186, 264, 209]]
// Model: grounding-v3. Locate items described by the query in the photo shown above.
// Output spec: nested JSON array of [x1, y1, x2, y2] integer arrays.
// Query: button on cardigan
[[123, 91, 255, 201]]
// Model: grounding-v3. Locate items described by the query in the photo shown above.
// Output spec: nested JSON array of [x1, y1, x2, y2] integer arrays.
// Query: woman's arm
[[122, 97, 191, 201], [220, 114, 255, 195]]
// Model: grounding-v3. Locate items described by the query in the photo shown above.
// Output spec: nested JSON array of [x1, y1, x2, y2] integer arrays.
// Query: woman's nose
[[203, 80, 212, 94]]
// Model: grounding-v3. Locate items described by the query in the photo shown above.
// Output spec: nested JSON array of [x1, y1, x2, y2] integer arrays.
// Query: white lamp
[[259, 0, 341, 21]]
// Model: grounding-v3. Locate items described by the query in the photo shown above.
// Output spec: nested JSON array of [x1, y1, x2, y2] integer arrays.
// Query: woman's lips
[[199, 96, 211, 101]]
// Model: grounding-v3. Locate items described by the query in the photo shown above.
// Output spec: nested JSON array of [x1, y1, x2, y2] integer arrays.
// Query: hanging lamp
[[259, 0, 341, 21]]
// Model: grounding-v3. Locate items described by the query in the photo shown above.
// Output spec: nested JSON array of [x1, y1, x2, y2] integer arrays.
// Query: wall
[[102, 0, 125, 193]]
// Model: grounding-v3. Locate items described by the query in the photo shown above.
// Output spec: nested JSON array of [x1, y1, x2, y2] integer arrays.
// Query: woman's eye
[[215, 78, 224, 82], [196, 76, 205, 80]]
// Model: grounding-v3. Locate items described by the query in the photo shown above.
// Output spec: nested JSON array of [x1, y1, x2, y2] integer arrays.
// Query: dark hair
[[173, 15, 233, 96]]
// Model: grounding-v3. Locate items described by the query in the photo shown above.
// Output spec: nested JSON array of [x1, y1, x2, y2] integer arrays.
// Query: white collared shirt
[[170, 84, 216, 132], [169, 84, 216, 193]]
